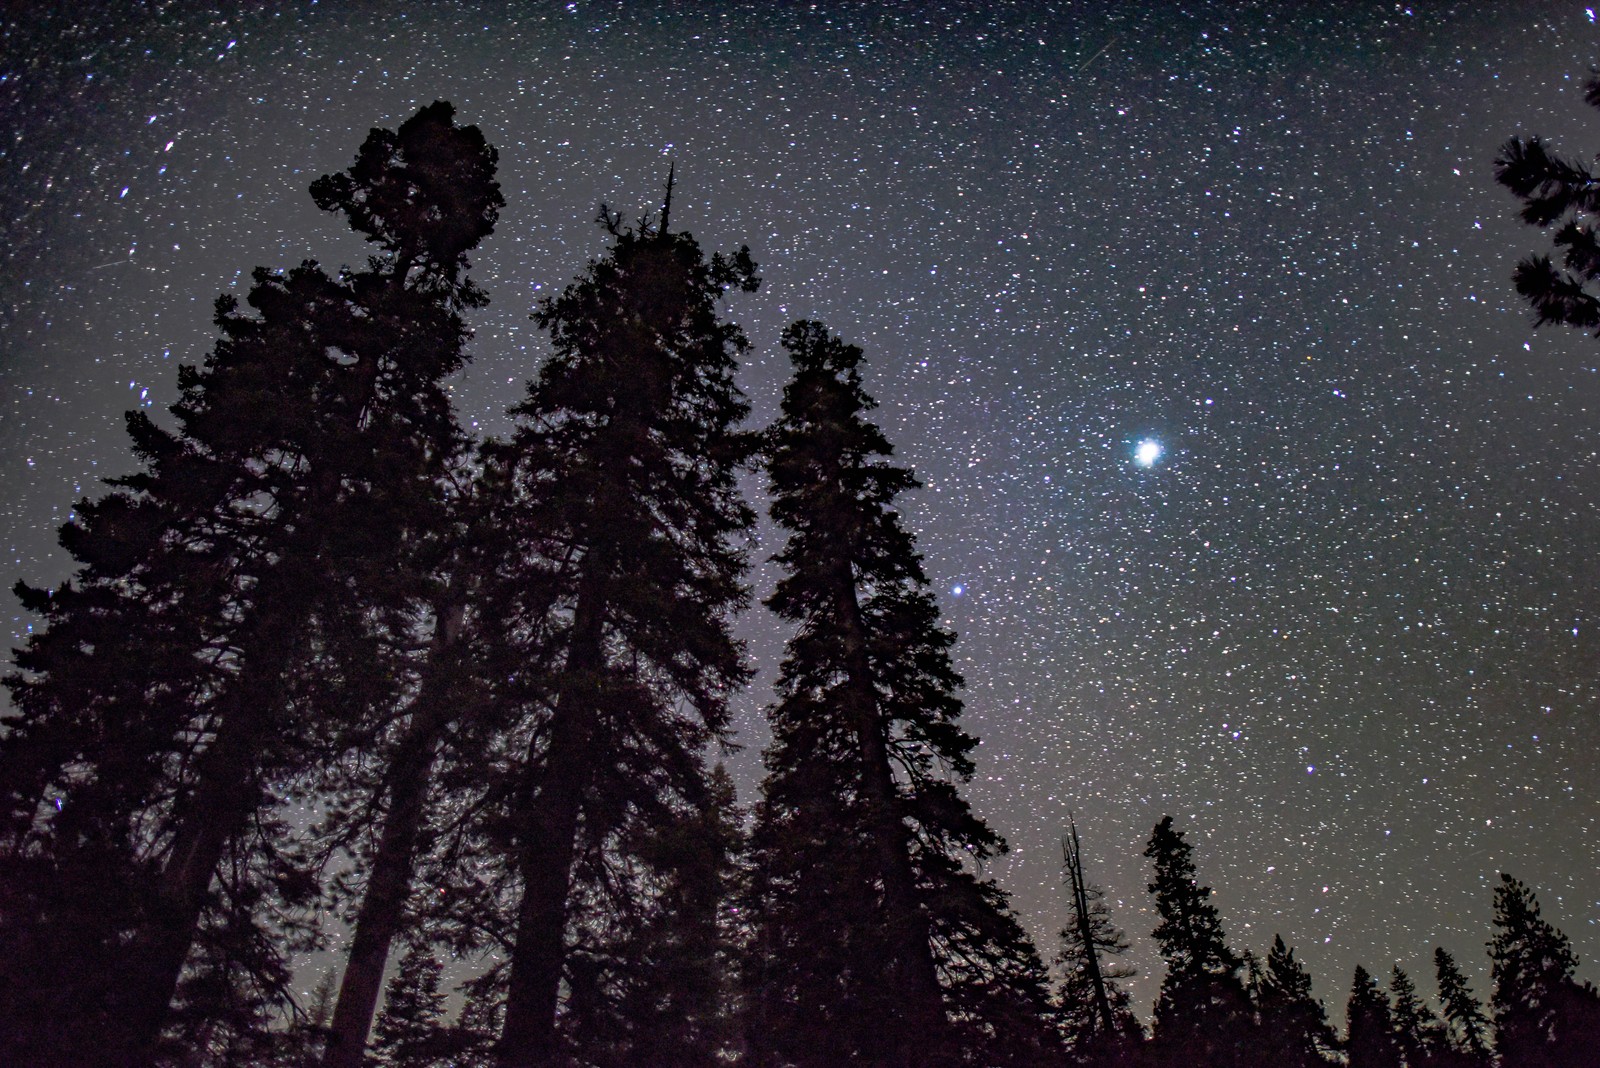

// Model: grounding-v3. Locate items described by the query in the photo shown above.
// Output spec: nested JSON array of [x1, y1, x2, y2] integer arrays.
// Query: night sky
[[5, 1, 1600, 1017]]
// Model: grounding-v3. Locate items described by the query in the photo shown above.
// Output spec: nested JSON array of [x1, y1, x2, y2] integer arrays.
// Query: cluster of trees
[[3, 59, 1600, 1067], [1053, 818, 1600, 1068], [0, 100, 1046, 1068]]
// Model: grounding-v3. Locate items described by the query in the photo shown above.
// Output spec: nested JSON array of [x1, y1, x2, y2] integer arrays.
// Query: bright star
[[1135, 439, 1162, 466]]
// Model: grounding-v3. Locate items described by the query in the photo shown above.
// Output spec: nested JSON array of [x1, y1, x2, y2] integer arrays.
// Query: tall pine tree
[[1143, 816, 1255, 1066], [1346, 965, 1401, 1068], [746, 320, 1055, 1068], [1390, 965, 1442, 1067], [0, 101, 500, 1068], [1489, 873, 1600, 1068], [484, 183, 759, 1067], [1432, 947, 1491, 1066], [1251, 935, 1335, 1068]]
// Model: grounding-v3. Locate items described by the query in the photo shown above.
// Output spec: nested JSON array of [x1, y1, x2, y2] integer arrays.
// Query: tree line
[[2, 65, 1599, 1067]]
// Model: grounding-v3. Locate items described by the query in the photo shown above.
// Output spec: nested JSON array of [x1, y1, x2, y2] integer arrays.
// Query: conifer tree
[[484, 184, 759, 1067], [746, 321, 1056, 1068], [1489, 873, 1600, 1068], [1143, 816, 1254, 1066], [1390, 965, 1441, 1067], [1055, 817, 1140, 1057], [276, 969, 339, 1065], [370, 943, 451, 1068], [449, 967, 508, 1066], [0, 101, 500, 1068], [1346, 965, 1401, 1068], [1432, 947, 1490, 1066], [1251, 935, 1335, 1068]]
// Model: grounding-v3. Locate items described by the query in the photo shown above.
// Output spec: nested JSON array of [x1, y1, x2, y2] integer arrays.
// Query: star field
[[4, 1, 1600, 1016]]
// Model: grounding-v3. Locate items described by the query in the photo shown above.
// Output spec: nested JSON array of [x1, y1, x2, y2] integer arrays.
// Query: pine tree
[[1251, 935, 1335, 1068], [164, 901, 297, 1067], [485, 182, 759, 1067], [277, 969, 338, 1065], [1390, 965, 1441, 1067], [1143, 816, 1255, 1066], [0, 101, 500, 1068], [1347, 965, 1401, 1068], [1495, 71, 1600, 334], [1055, 816, 1140, 1058], [1432, 947, 1490, 1066], [745, 320, 1057, 1068], [1489, 873, 1600, 1068], [371, 943, 451, 1068]]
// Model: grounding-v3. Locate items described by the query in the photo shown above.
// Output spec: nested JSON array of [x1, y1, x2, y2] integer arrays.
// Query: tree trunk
[[321, 598, 467, 1068], [114, 584, 302, 1068], [831, 570, 950, 1068], [1067, 819, 1117, 1035], [497, 562, 609, 1068]]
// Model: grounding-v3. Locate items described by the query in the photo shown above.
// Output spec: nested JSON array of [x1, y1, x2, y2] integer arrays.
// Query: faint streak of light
[[91, 259, 133, 270], [1076, 37, 1116, 73]]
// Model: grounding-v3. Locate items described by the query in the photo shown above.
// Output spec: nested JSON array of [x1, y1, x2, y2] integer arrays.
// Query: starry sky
[[5, 0, 1600, 1018]]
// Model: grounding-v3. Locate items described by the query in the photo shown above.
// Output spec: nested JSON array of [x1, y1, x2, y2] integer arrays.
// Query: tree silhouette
[[1390, 964, 1444, 1067], [1346, 964, 1401, 1068], [0, 100, 500, 1068], [370, 942, 453, 1068], [745, 321, 1055, 1068], [1432, 947, 1491, 1066], [1489, 873, 1600, 1068], [1056, 815, 1141, 1058], [484, 186, 759, 1067], [1251, 935, 1336, 1067], [1144, 816, 1255, 1065]]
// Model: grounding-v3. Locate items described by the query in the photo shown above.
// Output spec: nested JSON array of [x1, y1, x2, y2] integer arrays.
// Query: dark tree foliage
[[1346, 965, 1401, 1068], [1432, 947, 1491, 1066], [565, 763, 746, 1068], [1143, 816, 1255, 1066], [318, 489, 501, 1068], [274, 969, 338, 1066], [1493, 73, 1600, 1063], [1055, 817, 1141, 1059], [745, 321, 1057, 1068], [1496, 72, 1600, 333], [1389, 965, 1443, 1067], [1489, 873, 1600, 1068], [0, 100, 500, 1068], [369, 943, 456, 1068], [482, 188, 760, 1068], [1249, 935, 1335, 1068], [615, 763, 745, 1067]]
